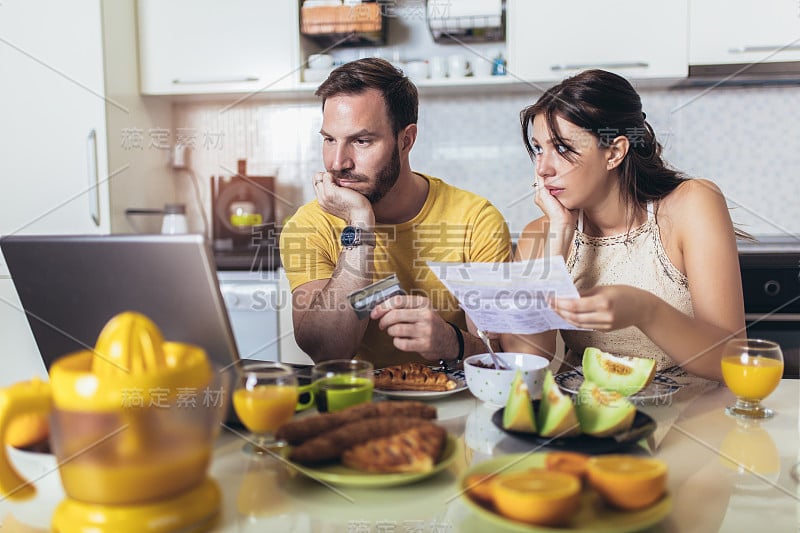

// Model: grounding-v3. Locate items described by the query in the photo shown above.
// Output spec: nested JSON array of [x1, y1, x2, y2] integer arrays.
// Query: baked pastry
[[276, 400, 436, 445], [289, 416, 432, 465], [341, 422, 447, 473], [374, 362, 456, 392]]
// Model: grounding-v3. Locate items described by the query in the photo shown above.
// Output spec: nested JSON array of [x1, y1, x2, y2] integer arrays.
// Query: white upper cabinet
[[0, 0, 108, 384], [0, 0, 110, 251], [138, 0, 300, 95], [507, 0, 689, 83], [689, 0, 800, 66]]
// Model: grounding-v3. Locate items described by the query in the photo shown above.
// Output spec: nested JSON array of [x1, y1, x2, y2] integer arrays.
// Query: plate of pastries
[[373, 362, 467, 399], [275, 400, 457, 487]]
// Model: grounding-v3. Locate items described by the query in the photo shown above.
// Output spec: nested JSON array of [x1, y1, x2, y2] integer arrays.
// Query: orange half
[[587, 455, 667, 510], [490, 469, 581, 526], [544, 451, 590, 481]]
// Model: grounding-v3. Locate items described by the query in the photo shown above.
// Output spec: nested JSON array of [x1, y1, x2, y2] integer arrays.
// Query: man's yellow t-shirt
[[280, 174, 511, 368]]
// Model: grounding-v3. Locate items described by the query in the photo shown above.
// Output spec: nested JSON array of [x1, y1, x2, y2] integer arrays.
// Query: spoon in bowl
[[476, 329, 511, 370]]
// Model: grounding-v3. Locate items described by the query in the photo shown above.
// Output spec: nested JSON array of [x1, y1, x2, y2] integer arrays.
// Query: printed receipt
[[427, 256, 584, 334]]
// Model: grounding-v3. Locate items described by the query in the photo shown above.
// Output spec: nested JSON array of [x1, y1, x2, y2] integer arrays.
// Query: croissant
[[289, 416, 431, 465], [276, 400, 436, 445], [341, 423, 446, 473], [374, 362, 456, 392]]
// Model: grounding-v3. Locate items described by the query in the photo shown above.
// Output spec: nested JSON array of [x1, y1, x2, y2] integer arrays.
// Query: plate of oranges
[[459, 452, 671, 532]]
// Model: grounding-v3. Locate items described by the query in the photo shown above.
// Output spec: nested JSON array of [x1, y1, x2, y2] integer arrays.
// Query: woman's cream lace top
[[560, 204, 694, 371]]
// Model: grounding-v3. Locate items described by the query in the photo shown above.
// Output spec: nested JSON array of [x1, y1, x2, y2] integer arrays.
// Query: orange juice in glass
[[721, 339, 783, 419], [233, 362, 298, 454], [233, 385, 298, 433]]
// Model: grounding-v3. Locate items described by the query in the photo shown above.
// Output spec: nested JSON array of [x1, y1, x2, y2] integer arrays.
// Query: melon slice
[[575, 381, 636, 437], [502, 371, 537, 433], [538, 370, 580, 438], [582, 347, 656, 396]]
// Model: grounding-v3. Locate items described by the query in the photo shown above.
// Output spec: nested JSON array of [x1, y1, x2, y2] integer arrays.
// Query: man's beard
[[330, 145, 401, 204]]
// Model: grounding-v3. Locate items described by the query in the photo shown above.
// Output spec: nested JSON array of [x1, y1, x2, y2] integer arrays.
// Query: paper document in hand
[[427, 256, 583, 334]]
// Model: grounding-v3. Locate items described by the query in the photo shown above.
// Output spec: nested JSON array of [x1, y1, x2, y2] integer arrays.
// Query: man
[[280, 58, 511, 368]]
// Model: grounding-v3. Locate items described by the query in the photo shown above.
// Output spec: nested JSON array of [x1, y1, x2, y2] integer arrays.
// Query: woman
[[502, 69, 745, 381]]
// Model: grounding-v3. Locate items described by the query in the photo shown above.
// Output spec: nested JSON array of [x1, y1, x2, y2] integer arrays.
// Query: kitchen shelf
[[151, 72, 686, 102], [428, 14, 505, 43], [158, 75, 549, 102], [296, 74, 545, 96], [301, 3, 386, 46]]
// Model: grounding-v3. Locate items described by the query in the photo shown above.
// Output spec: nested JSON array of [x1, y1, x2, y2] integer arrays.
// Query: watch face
[[341, 226, 359, 247]]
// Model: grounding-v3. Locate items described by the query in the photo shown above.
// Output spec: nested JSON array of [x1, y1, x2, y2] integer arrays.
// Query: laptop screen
[[0, 234, 241, 372]]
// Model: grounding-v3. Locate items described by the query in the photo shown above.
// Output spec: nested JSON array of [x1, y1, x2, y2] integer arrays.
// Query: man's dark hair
[[315, 57, 418, 136]]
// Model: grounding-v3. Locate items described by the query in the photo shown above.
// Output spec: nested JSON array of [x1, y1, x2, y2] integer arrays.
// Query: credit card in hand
[[348, 274, 405, 320]]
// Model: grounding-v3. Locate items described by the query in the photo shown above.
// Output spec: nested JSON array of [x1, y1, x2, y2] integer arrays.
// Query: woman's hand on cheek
[[533, 181, 577, 231]]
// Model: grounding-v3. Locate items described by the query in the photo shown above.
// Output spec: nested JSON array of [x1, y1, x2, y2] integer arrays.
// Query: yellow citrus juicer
[[0, 311, 227, 533]]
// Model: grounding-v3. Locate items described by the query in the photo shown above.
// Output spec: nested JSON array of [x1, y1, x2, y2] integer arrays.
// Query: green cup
[[312, 359, 374, 413]]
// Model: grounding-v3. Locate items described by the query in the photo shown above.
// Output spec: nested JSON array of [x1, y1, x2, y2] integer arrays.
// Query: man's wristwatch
[[340, 226, 376, 249]]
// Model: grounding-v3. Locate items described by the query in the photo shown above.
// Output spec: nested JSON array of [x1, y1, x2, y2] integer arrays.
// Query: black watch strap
[[439, 321, 464, 370]]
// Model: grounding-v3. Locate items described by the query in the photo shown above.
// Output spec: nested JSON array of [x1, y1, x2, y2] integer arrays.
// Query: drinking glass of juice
[[311, 359, 374, 413], [233, 362, 298, 455], [720, 338, 783, 419]]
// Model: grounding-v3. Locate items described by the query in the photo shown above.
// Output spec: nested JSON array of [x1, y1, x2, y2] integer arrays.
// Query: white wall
[[171, 83, 800, 239], [168, 0, 800, 240], [102, 0, 176, 234]]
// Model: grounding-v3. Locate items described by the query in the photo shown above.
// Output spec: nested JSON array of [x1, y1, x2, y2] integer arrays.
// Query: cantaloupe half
[[582, 347, 656, 396], [575, 381, 636, 437], [538, 370, 580, 438], [502, 371, 537, 433]]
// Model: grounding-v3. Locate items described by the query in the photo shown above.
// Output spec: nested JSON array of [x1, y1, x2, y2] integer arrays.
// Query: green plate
[[290, 435, 458, 488], [459, 453, 672, 533]]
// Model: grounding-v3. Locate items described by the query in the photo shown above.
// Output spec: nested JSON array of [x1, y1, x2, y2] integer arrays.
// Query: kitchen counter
[[213, 249, 281, 272], [2, 381, 798, 532], [737, 234, 800, 255]]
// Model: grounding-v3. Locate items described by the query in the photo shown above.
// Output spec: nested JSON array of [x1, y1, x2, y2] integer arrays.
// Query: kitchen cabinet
[[217, 270, 311, 365], [0, 0, 110, 384], [137, 0, 301, 95], [217, 272, 281, 362], [0, 0, 111, 252], [689, 0, 800, 66], [506, 0, 688, 83], [0, 0, 110, 252]]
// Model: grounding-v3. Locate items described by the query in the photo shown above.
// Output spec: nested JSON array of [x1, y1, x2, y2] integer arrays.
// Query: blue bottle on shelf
[[492, 53, 507, 76]]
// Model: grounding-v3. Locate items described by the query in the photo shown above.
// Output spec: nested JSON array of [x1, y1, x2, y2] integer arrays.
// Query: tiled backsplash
[[173, 83, 800, 239]]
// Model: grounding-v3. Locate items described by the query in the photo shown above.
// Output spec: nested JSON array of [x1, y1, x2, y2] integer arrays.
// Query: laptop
[[0, 233, 243, 373], [1, 233, 318, 427]]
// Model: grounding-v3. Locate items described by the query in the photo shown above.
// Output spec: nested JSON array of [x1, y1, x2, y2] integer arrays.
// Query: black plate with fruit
[[491, 400, 656, 454]]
